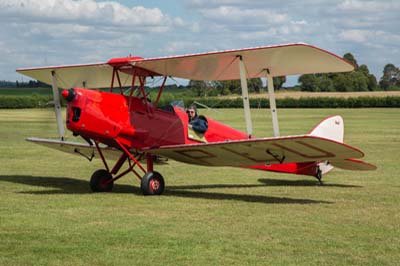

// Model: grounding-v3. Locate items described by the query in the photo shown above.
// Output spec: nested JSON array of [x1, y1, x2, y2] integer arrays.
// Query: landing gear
[[315, 166, 323, 185], [90, 140, 166, 195], [140, 171, 165, 195], [90, 169, 114, 192]]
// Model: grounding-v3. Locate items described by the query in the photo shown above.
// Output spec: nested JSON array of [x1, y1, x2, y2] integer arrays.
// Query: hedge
[[1, 95, 400, 109], [0, 95, 53, 109], [187, 96, 400, 108]]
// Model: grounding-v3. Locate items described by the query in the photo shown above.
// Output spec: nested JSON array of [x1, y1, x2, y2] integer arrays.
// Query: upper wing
[[16, 62, 139, 89], [145, 135, 364, 167], [135, 43, 354, 80], [17, 43, 354, 88]]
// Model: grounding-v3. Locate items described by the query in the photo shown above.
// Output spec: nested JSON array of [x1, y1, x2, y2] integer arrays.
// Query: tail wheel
[[141, 171, 165, 196], [90, 169, 114, 192]]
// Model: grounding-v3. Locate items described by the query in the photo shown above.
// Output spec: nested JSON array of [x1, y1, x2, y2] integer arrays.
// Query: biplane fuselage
[[64, 88, 248, 149]]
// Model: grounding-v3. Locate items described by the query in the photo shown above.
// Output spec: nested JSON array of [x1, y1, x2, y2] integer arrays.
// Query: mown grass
[[0, 108, 399, 266]]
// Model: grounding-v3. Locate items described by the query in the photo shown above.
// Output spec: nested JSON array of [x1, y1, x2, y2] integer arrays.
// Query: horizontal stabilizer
[[330, 158, 377, 171]]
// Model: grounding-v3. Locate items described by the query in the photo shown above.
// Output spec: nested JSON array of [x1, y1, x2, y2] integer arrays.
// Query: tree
[[379, 63, 400, 90], [349, 71, 368, 91], [344, 53, 358, 69], [219, 78, 263, 94], [272, 76, 286, 90], [333, 74, 353, 92], [298, 53, 378, 92], [188, 80, 212, 97], [248, 78, 263, 92], [359, 64, 377, 90], [298, 74, 318, 91], [318, 75, 334, 92]]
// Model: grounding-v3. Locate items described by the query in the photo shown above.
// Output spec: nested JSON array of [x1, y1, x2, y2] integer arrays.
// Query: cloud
[[339, 29, 369, 42], [0, 0, 192, 81], [1, 0, 399, 83], [337, 0, 400, 13], [198, 6, 289, 25], [0, 0, 182, 31]]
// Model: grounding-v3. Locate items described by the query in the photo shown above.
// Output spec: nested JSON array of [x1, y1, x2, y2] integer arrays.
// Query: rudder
[[309, 115, 344, 143]]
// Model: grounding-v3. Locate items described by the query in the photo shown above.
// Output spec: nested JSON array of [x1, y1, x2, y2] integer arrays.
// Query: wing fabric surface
[[135, 43, 354, 80], [145, 135, 364, 167], [17, 43, 354, 88], [16, 63, 139, 89], [27, 137, 122, 160]]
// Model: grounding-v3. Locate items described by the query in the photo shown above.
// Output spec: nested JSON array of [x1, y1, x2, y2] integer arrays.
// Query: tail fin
[[309, 115, 344, 143], [308, 115, 344, 175], [308, 115, 376, 173]]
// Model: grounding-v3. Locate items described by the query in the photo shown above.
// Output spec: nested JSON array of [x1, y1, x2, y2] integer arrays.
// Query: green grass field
[[1, 108, 399, 265]]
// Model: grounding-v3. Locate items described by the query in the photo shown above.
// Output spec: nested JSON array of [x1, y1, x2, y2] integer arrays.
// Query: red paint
[[107, 56, 144, 66], [64, 86, 329, 177], [61, 90, 69, 99], [246, 162, 318, 177]]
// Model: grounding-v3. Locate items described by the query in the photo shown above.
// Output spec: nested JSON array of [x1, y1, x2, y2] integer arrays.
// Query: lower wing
[[26, 137, 121, 161], [145, 135, 368, 168]]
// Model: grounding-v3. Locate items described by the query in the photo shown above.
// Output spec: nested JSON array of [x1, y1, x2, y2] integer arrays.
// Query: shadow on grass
[[0, 175, 139, 194], [164, 189, 331, 204], [258, 178, 362, 188], [1, 175, 334, 204]]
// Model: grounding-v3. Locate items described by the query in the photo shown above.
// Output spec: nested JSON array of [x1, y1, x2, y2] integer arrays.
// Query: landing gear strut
[[89, 140, 166, 195], [315, 166, 323, 185]]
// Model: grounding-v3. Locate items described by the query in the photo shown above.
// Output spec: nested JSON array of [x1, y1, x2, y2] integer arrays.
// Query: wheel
[[90, 169, 114, 192], [140, 171, 165, 196]]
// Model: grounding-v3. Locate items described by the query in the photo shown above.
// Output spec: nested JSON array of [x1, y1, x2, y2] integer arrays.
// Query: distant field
[[248, 90, 400, 99], [1, 108, 399, 265]]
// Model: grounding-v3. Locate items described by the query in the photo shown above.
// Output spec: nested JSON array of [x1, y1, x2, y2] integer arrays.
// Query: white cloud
[[339, 29, 400, 50], [1, 0, 399, 83], [159, 41, 203, 55], [339, 29, 369, 43], [198, 6, 288, 25], [0, 0, 182, 31], [338, 0, 400, 13]]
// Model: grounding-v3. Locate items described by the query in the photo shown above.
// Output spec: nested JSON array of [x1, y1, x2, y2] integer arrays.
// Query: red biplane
[[17, 43, 376, 195]]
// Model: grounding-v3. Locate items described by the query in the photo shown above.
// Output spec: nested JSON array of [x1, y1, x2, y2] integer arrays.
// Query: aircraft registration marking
[[174, 149, 217, 164], [171, 139, 338, 166], [272, 141, 335, 159]]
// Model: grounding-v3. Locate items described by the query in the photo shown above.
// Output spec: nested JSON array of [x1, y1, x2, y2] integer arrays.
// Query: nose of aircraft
[[62, 88, 76, 102]]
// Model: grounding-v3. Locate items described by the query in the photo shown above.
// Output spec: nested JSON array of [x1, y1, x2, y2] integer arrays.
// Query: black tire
[[140, 171, 165, 196], [90, 169, 114, 192]]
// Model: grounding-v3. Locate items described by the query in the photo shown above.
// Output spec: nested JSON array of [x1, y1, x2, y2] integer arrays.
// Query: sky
[[1, 0, 399, 85]]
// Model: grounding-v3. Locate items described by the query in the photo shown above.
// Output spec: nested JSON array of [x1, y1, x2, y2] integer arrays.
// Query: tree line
[[187, 54, 400, 96], [298, 53, 399, 92], [0, 80, 50, 88]]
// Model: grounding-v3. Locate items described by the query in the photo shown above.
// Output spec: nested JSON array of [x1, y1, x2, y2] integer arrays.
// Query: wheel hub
[[150, 179, 160, 191]]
